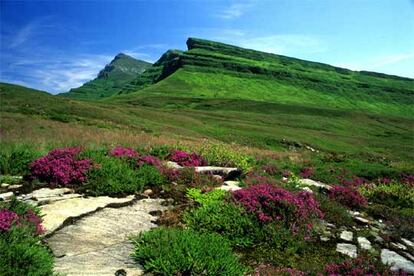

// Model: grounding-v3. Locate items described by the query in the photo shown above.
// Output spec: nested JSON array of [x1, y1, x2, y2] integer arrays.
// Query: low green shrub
[[0, 226, 54, 276], [315, 193, 354, 227], [0, 144, 42, 175], [184, 201, 259, 247], [131, 227, 246, 275], [82, 149, 166, 196], [359, 182, 414, 209], [186, 188, 226, 206], [197, 142, 253, 173], [0, 199, 54, 276]]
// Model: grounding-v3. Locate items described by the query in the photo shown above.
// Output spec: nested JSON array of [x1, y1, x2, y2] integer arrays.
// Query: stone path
[[46, 198, 166, 276]]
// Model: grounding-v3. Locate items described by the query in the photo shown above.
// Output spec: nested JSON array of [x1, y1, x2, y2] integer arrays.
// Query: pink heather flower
[[329, 185, 367, 209], [0, 209, 19, 232], [109, 146, 139, 158], [324, 254, 401, 275], [23, 209, 45, 235], [168, 150, 207, 167], [233, 184, 323, 234], [30, 147, 91, 186], [137, 155, 162, 168]]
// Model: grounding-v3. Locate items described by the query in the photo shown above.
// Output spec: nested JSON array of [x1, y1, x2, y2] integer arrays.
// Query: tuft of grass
[[131, 227, 247, 276]]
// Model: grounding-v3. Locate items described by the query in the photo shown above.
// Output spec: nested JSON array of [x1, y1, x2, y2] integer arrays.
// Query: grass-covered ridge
[[61, 53, 151, 100], [118, 38, 413, 118]]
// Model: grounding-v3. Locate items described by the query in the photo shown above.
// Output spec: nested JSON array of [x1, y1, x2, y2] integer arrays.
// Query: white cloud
[[215, 2, 253, 20]]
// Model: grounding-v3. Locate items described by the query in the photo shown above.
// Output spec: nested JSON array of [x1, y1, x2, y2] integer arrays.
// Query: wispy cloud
[[214, 2, 254, 20], [0, 17, 119, 93]]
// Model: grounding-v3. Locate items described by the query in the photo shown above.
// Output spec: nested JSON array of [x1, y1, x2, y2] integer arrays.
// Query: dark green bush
[[82, 149, 166, 196], [131, 227, 246, 275], [135, 164, 166, 187], [315, 193, 354, 227], [0, 226, 54, 276], [0, 144, 42, 175], [184, 201, 260, 247]]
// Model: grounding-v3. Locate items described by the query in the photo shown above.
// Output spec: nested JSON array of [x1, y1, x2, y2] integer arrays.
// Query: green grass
[[60, 53, 151, 99], [1, 82, 413, 168]]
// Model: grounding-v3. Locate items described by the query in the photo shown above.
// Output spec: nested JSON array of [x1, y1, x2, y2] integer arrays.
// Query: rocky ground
[[1, 164, 414, 275]]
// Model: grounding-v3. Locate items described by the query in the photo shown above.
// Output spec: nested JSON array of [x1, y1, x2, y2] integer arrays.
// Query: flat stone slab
[[340, 230, 353, 242], [218, 180, 241, 191], [299, 179, 331, 190], [194, 166, 241, 179], [41, 195, 135, 234], [381, 249, 414, 273], [357, 236, 372, 250], [46, 198, 166, 276], [336, 243, 357, 258]]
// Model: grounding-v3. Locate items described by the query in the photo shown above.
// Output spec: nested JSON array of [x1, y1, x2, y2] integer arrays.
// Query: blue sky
[[1, 0, 413, 94]]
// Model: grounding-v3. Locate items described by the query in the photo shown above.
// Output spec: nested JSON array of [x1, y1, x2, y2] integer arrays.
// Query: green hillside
[[61, 53, 151, 99], [117, 38, 413, 118], [1, 37, 413, 166]]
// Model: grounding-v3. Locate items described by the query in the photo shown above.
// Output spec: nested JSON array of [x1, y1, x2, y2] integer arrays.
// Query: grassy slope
[[60, 53, 151, 100], [117, 38, 413, 118], [1, 82, 413, 166]]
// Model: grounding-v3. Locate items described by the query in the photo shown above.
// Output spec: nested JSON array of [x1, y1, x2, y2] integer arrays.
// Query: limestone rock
[[401, 238, 414, 248], [32, 188, 73, 199], [336, 243, 357, 258], [299, 179, 331, 190], [217, 181, 241, 192], [357, 237, 372, 250], [40, 195, 135, 234], [1, 183, 10, 188], [0, 192, 14, 201], [391, 242, 407, 251], [381, 249, 414, 273], [163, 161, 182, 169], [7, 184, 23, 191], [46, 199, 166, 276], [194, 166, 241, 179], [340, 230, 353, 242]]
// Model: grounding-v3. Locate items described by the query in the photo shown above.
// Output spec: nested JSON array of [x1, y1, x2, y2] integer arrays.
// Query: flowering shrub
[[109, 146, 139, 158], [168, 150, 207, 167], [23, 209, 45, 235], [233, 184, 323, 234], [329, 185, 367, 209], [244, 172, 277, 187], [30, 147, 91, 186], [160, 167, 181, 182], [324, 253, 398, 275], [0, 203, 45, 235], [137, 155, 161, 168], [299, 167, 314, 178], [0, 209, 19, 232]]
